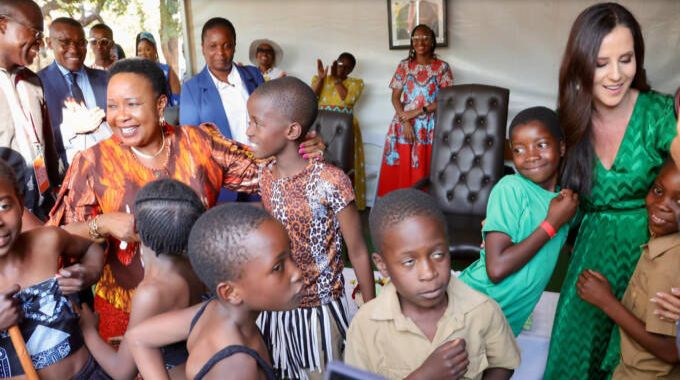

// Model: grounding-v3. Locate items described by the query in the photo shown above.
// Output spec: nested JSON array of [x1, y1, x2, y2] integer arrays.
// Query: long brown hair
[[559, 2, 649, 195]]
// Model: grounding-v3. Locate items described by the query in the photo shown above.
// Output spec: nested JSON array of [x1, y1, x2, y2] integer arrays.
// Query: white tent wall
[[184, 0, 680, 206]]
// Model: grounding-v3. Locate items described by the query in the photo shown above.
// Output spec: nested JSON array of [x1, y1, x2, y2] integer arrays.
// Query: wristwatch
[[422, 106, 427, 115]]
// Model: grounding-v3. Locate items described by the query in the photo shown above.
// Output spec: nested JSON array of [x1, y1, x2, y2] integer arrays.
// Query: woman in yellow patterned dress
[[312, 52, 367, 209]]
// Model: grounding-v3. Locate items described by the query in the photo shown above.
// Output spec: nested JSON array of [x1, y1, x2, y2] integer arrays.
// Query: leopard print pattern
[[259, 161, 354, 308]]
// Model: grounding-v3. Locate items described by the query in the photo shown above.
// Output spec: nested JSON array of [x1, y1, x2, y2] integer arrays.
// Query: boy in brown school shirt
[[345, 189, 520, 380], [578, 159, 680, 379]]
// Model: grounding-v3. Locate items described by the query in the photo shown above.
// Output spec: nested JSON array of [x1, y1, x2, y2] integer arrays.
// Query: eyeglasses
[[88, 38, 113, 48], [411, 35, 432, 42], [54, 38, 87, 49], [257, 48, 274, 54], [0, 15, 43, 41]]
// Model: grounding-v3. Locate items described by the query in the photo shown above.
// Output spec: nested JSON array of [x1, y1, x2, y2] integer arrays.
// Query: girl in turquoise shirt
[[459, 106, 578, 336]]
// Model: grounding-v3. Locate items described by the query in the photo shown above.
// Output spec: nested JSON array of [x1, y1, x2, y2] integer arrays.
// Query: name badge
[[33, 154, 50, 194]]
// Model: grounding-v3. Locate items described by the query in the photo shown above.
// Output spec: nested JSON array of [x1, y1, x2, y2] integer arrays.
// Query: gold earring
[[159, 115, 166, 125]]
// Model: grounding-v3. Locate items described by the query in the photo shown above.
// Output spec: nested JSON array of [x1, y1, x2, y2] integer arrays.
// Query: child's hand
[[651, 288, 680, 322], [409, 339, 468, 380], [546, 189, 579, 229], [576, 269, 614, 309], [0, 284, 22, 330], [78, 303, 99, 334], [56, 264, 94, 294]]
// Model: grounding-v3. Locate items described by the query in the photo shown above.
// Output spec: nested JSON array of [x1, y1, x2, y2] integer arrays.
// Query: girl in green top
[[459, 107, 579, 336]]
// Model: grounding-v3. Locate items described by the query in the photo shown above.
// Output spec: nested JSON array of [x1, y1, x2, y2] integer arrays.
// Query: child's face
[[510, 121, 564, 190], [235, 219, 303, 311], [246, 94, 295, 159], [0, 180, 22, 257], [645, 163, 680, 237], [374, 215, 451, 312]]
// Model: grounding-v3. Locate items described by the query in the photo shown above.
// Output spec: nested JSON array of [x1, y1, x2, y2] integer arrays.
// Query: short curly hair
[[108, 58, 167, 99], [188, 203, 274, 291], [369, 189, 447, 252]]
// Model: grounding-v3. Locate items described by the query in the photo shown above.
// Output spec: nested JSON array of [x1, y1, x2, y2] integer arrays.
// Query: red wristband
[[540, 220, 557, 238]]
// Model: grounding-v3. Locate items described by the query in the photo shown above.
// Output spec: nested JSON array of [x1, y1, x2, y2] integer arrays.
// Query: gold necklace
[[130, 130, 165, 159]]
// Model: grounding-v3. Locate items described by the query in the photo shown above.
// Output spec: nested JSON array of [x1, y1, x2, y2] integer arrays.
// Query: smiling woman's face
[[106, 72, 165, 149]]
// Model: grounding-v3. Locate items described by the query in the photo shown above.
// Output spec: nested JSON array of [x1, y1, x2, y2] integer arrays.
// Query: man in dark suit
[[38, 17, 109, 167]]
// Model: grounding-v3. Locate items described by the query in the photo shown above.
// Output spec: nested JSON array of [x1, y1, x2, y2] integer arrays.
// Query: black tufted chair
[[311, 110, 355, 173], [428, 84, 509, 260]]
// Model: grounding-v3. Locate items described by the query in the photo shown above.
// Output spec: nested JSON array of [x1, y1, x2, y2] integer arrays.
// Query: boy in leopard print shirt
[[246, 77, 375, 380]]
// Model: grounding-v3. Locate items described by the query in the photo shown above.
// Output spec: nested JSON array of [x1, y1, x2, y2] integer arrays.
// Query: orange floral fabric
[[49, 122, 259, 340]]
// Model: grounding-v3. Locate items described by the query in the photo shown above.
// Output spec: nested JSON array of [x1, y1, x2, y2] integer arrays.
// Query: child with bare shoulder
[[127, 204, 302, 380], [78, 179, 207, 380], [0, 160, 105, 379]]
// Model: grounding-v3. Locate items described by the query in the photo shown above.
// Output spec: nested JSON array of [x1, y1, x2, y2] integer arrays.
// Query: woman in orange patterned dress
[[48, 59, 320, 342]]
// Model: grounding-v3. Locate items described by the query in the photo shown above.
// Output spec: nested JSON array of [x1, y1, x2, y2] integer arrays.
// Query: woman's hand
[[651, 288, 680, 322], [402, 120, 416, 144], [299, 130, 326, 161], [98, 212, 138, 242], [317, 59, 327, 81], [399, 109, 422, 122], [576, 269, 615, 309], [331, 60, 339, 80]]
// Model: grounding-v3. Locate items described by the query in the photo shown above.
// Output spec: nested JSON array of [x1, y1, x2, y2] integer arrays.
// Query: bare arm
[[338, 203, 375, 302], [312, 59, 327, 97], [485, 190, 578, 283], [331, 61, 348, 101], [577, 270, 679, 363], [61, 212, 137, 242], [81, 286, 172, 380], [127, 303, 202, 380], [56, 228, 105, 294], [391, 87, 404, 114]]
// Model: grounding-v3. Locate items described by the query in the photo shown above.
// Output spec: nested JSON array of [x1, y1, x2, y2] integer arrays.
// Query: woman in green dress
[[544, 3, 677, 379]]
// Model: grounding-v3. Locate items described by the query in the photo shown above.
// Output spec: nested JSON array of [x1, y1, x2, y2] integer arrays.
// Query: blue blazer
[[38, 62, 107, 166], [179, 64, 263, 139]]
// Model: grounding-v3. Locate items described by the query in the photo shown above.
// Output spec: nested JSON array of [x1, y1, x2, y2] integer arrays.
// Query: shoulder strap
[[189, 299, 213, 332], [194, 345, 275, 380]]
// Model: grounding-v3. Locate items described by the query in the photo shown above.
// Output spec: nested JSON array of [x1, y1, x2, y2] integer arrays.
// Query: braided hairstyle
[[134, 179, 205, 257]]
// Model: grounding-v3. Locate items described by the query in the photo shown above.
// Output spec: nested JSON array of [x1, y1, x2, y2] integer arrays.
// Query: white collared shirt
[[208, 67, 251, 145], [55, 64, 111, 164]]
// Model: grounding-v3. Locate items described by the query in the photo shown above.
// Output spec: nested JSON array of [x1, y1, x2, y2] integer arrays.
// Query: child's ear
[[215, 281, 242, 305], [285, 122, 303, 141], [560, 140, 566, 157], [372, 252, 390, 279]]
